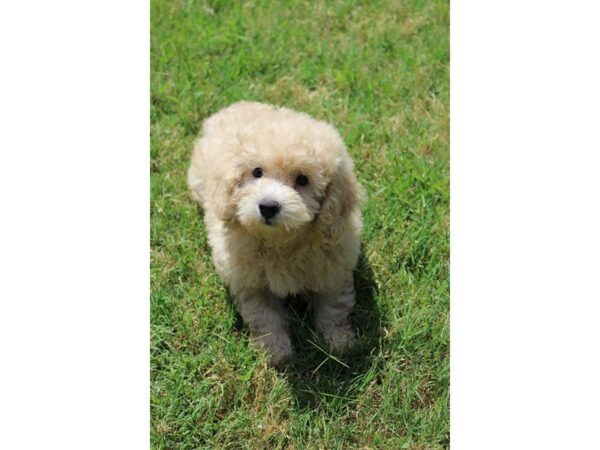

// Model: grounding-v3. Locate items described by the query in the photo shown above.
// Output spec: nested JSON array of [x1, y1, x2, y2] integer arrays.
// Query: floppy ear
[[188, 137, 239, 222], [316, 155, 365, 244], [204, 162, 240, 222]]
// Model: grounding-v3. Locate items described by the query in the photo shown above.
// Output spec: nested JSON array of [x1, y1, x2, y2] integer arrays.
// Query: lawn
[[151, 0, 449, 448]]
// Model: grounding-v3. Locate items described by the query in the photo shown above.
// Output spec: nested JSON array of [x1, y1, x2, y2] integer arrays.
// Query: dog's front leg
[[234, 288, 293, 366], [313, 276, 356, 352]]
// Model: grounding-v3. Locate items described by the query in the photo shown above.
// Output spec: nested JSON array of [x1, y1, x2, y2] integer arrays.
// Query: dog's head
[[206, 110, 363, 243]]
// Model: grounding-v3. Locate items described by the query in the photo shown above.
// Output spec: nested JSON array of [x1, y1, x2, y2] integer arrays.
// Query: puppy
[[188, 101, 365, 365]]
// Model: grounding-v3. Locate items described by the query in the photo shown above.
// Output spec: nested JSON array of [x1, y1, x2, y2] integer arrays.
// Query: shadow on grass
[[282, 251, 381, 411]]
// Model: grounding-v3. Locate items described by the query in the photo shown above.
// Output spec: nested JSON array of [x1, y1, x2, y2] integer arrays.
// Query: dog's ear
[[316, 155, 365, 244], [206, 163, 239, 222], [188, 138, 239, 222]]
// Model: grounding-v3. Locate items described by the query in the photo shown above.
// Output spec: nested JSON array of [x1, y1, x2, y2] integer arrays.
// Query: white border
[[0, 1, 149, 448], [452, 1, 600, 448]]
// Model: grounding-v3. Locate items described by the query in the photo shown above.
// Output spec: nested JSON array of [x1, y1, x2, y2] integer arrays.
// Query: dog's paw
[[269, 350, 293, 368], [253, 331, 293, 367], [322, 324, 356, 353]]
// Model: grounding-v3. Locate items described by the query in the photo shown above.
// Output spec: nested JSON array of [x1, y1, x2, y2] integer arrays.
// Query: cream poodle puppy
[[188, 101, 365, 365]]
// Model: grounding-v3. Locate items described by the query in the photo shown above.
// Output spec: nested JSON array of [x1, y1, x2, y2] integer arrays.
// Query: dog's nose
[[259, 200, 281, 220]]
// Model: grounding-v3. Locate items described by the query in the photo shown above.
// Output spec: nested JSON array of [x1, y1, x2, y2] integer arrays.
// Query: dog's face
[[234, 154, 328, 235], [212, 113, 363, 243]]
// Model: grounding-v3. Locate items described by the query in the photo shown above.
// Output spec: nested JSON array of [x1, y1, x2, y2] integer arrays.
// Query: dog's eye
[[252, 167, 263, 178], [295, 174, 309, 186]]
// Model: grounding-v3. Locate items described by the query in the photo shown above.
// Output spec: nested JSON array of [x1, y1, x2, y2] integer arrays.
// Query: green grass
[[151, 0, 449, 448]]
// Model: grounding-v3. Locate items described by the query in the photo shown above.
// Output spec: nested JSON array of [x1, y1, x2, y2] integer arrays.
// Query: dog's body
[[188, 101, 364, 365]]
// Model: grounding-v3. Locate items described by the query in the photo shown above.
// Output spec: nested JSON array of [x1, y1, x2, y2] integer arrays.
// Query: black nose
[[259, 200, 281, 220]]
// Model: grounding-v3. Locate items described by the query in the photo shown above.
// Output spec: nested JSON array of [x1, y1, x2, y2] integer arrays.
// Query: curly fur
[[188, 101, 365, 365]]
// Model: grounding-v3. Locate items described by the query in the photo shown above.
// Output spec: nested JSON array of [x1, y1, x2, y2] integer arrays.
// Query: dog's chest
[[257, 241, 329, 297]]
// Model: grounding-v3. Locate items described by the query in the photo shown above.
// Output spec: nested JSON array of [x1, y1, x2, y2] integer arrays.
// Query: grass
[[151, 0, 449, 448]]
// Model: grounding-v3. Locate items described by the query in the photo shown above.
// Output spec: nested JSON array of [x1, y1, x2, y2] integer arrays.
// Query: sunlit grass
[[151, 0, 449, 448]]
